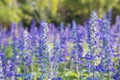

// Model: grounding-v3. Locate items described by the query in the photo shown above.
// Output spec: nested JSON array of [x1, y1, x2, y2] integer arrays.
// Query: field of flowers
[[0, 12, 120, 80]]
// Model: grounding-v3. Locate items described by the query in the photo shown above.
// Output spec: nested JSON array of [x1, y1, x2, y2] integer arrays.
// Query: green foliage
[[5, 46, 13, 58], [0, 0, 23, 24], [0, 0, 120, 26], [62, 0, 120, 24]]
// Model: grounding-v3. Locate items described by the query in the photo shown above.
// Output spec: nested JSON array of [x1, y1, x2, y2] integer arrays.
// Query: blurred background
[[0, 0, 120, 27]]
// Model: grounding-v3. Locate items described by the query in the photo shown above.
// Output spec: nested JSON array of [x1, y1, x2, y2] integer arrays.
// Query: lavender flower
[[17, 29, 32, 79], [30, 20, 38, 48], [38, 21, 49, 80], [85, 11, 100, 79], [99, 18, 114, 79], [59, 22, 68, 62], [70, 21, 83, 80], [11, 23, 18, 60], [71, 20, 83, 63], [50, 34, 60, 79], [23, 30, 32, 79], [0, 10, 119, 80]]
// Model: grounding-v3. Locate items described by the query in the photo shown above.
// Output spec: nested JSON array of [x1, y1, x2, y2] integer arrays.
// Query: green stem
[[108, 70, 110, 80], [100, 71, 104, 80]]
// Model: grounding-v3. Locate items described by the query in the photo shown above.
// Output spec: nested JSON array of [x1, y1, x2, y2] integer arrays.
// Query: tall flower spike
[[99, 18, 114, 79], [39, 21, 49, 80], [24, 30, 32, 79], [30, 20, 38, 47], [85, 11, 100, 79], [18, 30, 32, 80], [59, 22, 67, 62], [71, 21, 77, 71], [50, 33, 60, 79], [86, 11, 100, 57], [71, 21, 83, 80], [11, 24, 20, 77], [11, 23, 18, 60]]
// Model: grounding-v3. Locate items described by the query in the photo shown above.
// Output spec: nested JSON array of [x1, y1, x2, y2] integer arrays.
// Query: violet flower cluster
[[0, 11, 119, 80]]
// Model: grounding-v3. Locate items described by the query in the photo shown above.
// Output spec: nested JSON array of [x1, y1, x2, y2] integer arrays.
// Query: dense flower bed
[[0, 12, 120, 80]]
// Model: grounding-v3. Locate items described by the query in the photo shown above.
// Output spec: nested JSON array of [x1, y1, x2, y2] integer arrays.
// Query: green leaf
[[5, 46, 13, 58]]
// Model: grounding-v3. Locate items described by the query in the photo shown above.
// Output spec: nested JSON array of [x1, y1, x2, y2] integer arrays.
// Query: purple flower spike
[[85, 11, 102, 79], [0, 52, 5, 79], [38, 21, 49, 79]]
